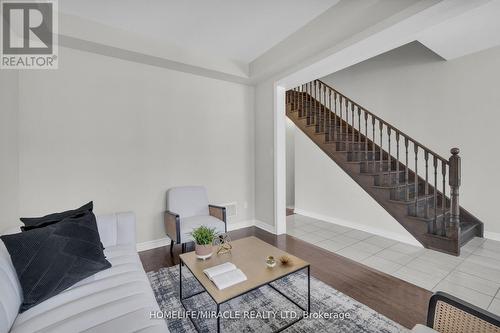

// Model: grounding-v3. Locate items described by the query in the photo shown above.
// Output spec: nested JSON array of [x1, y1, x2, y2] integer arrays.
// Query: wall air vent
[[222, 202, 237, 218]]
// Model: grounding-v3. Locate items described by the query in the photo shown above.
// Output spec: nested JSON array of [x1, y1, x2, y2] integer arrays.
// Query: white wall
[[254, 79, 275, 225], [286, 119, 295, 208], [17, 47, 255, 243], [321, 42, 500, 237], [0, 71, 19, 230], [294, 129, 419, 245]]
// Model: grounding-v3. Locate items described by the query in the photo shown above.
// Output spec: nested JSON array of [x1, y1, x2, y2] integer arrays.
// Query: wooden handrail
[[317, 79, 449, 164]]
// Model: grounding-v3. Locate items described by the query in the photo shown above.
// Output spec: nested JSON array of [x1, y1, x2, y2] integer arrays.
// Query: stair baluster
[[312, 82, 315, 124], [328, 90, 333, 141], [424, 151, 429, 220], [396, 132, 400, 185], [344, 98, 348, 142], [344, 97, 348, 143], [333, 93, 338, 141], [357, 107, 362, 149], [371, 116, 376, 167], [316, 82, 320, 130], [316, 81, 320, 127], [414, 144, 419, 214], [379, 122, 383, 172], [364, 111, 368, 161], [339, 96, 344, 140], [448, 148, 461, 239], [305, 84, 309, 124], [299, 85, 303, 118], [405, 137, 409, 201], [308, 82, 312, 125], [441, 163, 447, 236], [323, 83, 327, 134], [311, 82, 314, 124], [388, 127, 392, 174], [351, 103, 355, 147], [294, 87, 297, 114], [318, 81, 322, 133], [433, 156, 438, 234], [318, 81, 322, 132]]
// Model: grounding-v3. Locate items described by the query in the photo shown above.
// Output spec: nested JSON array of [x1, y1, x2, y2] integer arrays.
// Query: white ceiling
[[417, 0, 500, 60], [59, 0, 339, 63]]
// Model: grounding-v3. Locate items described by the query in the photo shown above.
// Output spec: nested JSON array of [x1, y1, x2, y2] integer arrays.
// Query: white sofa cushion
[[180, 215, 226, 243], [8, 245, 165, 333], [0, 237, 23, 333], [166, 186, 210, 218], [0, 212, 168, 333], [96, 212, 136, 248]]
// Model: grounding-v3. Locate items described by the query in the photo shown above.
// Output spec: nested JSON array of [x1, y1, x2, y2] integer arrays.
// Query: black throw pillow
[[20, 201, 93, 231], [0, 211, 111, 312]]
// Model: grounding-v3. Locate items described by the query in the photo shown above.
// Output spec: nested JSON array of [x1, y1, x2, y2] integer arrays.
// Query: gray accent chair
[[164, 186, 227, 254]]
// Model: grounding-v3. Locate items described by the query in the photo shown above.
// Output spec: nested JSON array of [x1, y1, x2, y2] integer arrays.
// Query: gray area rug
[[147, 266, 409, 333]]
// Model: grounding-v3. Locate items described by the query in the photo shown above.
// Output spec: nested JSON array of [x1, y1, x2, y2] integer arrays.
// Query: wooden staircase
[[286, 80, 483, 256]]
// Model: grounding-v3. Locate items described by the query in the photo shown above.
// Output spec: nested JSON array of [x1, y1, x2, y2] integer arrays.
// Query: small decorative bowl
[[279, 255, 292, 266], [266, 256, 276, 268]]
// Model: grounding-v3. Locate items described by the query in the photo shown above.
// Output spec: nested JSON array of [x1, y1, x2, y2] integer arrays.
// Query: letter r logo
[[2, 2, 53, 54]]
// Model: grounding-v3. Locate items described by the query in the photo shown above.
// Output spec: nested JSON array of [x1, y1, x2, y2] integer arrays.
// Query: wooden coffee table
[[179, 236, 310, 332]]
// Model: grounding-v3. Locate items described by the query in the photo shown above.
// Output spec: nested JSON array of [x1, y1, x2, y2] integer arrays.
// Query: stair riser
[[418, 213, 450, 225], [460, 224, 483, 246], [347, 151, 383, 162], [390, 183, 426, 201], [360, 161, 397, 173], [407, 201, 442, 218], [299, 120, 357, 131], [331, 130, 363, 140], [373, 172, 408, 186], [336, 141, 371, 151]]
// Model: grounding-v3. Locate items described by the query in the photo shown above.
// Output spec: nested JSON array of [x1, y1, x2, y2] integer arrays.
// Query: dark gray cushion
[[0, 211, 111, 312], [20, 201, 93, 231]]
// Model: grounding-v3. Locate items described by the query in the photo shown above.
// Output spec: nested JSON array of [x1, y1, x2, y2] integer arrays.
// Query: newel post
[[447, 148, 461, 239]]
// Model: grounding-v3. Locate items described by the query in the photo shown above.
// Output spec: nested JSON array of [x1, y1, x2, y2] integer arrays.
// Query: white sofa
[[0, 212, 169, 333]]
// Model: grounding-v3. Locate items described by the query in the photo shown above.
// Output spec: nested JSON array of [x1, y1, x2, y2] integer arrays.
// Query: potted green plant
[[191, 226, 218, 260]]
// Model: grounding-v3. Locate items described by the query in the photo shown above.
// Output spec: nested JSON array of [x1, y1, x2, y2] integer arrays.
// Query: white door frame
[[274, 84, 287, 235]]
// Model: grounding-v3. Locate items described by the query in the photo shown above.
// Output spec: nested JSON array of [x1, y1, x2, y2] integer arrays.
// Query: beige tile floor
[[287, 214, 500, 315]]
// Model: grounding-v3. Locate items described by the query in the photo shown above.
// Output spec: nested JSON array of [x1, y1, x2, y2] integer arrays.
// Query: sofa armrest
[[427, 291, 500, 332], [96, 212, 136, 248], [164, 210, 180, 243], [209, 204, 226, 223]]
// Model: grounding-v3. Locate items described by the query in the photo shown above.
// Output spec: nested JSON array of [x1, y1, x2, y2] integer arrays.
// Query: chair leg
[[170, 240, 174, 256]]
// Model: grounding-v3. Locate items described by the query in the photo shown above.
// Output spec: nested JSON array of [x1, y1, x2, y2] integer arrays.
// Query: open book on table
[[203, 262, 247, 290]]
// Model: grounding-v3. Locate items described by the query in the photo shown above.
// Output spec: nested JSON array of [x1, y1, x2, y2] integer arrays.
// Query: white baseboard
[[227, 220, 255, 231], [293, 208, 422, 247], [254, 220, 276, 234], [136, 238, 171, 252], [484, 231, 500, 242], [136, 219, 257, 252]]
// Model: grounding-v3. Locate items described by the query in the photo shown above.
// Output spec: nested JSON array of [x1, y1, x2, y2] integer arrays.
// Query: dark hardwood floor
[[139, 226, 432, 329]]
